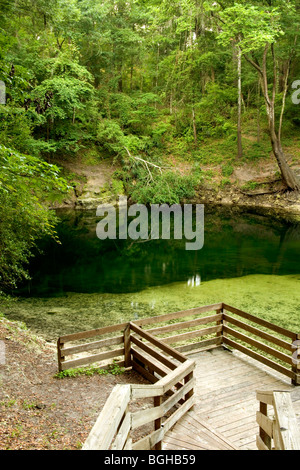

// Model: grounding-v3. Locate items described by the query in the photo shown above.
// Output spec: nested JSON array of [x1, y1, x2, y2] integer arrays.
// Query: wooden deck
[[163, 347, 300, 450], [75, 303, 300, 451]]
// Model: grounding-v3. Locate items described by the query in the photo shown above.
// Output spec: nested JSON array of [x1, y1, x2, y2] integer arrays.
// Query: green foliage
[[216, 3, 284, 53], [30, 57, 94, 155], [220, 178, 232, 188], [242, 141, 270, 162], [97, 119, 126, 155], [0, 0, 298, 171], [0, 397, 17, 408], [21, 400, 37, 410], [54, 361, 126, 379], [0, 145, 68, 290], [241, 181, 259, 191], [222, 163, 234, 178], [129, 170, 201, 205], [0, 0, 298, 296], [110, 178, 124, 196], [0, 106, 34, 154], [96, 118, 155, 160]]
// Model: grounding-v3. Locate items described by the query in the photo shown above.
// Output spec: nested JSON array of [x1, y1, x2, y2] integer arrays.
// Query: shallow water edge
[[3, 274, 300, 341]]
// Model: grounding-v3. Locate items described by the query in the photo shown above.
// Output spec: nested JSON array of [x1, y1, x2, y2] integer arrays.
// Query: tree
[[210, 1, 300, 190], [0, 144, 68, 291], [32, 55, 94, 156]]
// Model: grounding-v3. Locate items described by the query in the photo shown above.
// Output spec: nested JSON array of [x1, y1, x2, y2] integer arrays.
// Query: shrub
[[222, 163, 234, 177], [130, 170, 201, 205], [54, 361, 125, 379]]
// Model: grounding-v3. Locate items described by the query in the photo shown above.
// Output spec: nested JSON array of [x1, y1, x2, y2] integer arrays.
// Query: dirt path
[[0, 317, 147, 450]]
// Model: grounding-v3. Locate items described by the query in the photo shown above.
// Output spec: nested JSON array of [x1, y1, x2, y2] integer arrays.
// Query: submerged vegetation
[[4, 274, 300, 341]]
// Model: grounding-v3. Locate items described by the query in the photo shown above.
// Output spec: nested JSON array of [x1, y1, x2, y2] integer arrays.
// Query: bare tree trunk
[[245, 45, 300, 191], [265, 89, 299, 190], [237, 44, 243, 158], [192, 108, 197, 147], [257, 81, 261, 143], [269, 127, 299, 190], [268, 45, 299, 190]]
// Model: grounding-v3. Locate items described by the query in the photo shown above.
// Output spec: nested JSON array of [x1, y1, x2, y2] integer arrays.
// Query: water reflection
[[187, 275, 201, 287], [17, 205, 300, 297]]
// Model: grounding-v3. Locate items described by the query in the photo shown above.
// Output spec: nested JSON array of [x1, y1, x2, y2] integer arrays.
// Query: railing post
[[216, 306, 224, 346], [259, 401, 272, 450], [57, 338, 65, 372], [124, 323, 131, 368], [184, 370, 194, 403], [154, 395, 162, 450], [291, 334, 300, 386]]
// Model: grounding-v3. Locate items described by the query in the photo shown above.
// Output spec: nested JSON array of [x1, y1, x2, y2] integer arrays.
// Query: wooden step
[[162, 409, 238, 450]]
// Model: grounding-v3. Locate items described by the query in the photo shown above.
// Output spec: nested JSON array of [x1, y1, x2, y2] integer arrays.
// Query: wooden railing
[[57, 321, 130, 372], [256, 390, 300, 450], [57, 302, 224, 373], [221, 304, 300, 385], [82, 350, 195, 450], [56, 303, 299, 450]]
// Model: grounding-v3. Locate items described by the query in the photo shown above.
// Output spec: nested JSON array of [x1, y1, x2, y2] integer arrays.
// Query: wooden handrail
[[156, 359, 195, 393], [57, 303, 224, 372], [223, 304, 297, 340], [133, 303, 223, 327], [82, 357, 195, 450], [82, 384, 131, 450], [221, 305, 299, 385], [130, 321, 187, 363], [223, 326, 293, 365], [57, 302, 300, 383], [146, 313, 223, 335], [256, 390, 300, 450], [223, 314, 292, 351]]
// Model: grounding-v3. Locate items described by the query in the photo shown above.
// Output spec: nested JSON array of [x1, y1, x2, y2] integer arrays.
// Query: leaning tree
[[210, 1, 300, 191]]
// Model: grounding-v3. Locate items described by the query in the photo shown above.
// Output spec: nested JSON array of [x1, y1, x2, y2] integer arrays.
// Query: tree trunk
[[267, 101, 300, 190], [269, 127, 300, 190], [237, 45, 243, 158], [245, 45, 300, 191], [170, 91, 173, 115], [192, 108, 197, 147], [257, 81, 261, 143]]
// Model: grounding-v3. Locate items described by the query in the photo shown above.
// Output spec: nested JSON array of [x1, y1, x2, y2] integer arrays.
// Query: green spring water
[[2, 206, 300, 340]]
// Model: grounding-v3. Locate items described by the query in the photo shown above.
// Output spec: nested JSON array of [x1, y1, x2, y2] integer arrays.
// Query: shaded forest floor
[[0, 316, 148, 450]]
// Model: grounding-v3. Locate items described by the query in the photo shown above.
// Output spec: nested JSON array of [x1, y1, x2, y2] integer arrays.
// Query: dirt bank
[[193, 184, 300, 222], [53, 153, 300, 221]]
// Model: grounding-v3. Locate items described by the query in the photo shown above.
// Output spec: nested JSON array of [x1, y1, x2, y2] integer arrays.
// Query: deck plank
[[162, 347, 296, 450], [162, 413, 237, 450]]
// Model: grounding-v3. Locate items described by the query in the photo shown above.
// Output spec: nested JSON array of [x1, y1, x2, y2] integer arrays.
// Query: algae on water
[[3, 274, 300, 341]]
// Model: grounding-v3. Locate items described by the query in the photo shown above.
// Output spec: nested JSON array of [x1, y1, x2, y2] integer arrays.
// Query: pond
[[3, 204, 300, 340]]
